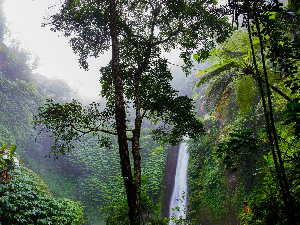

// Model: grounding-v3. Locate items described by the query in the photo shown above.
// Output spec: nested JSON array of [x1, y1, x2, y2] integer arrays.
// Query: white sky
[[3, 0, 185, 100]]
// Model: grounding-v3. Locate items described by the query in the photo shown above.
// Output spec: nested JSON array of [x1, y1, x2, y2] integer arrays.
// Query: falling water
[[169, 140, 189, 224]]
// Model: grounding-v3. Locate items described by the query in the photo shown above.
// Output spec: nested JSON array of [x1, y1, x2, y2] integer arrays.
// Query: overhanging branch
[[271, 86, 293, 102]]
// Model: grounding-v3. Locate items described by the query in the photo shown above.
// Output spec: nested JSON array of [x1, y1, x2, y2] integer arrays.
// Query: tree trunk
[[132, 103, 142, 223], [132, 54, 142, 222], [109, 0, 140, 224]]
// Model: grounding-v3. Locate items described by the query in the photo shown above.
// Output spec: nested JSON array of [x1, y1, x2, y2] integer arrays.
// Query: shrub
[[0, 165, 84, 224]]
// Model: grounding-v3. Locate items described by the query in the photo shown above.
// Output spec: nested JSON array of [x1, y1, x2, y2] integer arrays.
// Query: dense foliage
[[0, 166, 84, 224], [1, 0, 300, 224], [188, 0, 300, 224], [0, 144, 84, 224]]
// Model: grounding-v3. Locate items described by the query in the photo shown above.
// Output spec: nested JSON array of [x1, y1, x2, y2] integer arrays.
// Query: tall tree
[[109, 0, 139, 222], [35, 0, 231, 224]]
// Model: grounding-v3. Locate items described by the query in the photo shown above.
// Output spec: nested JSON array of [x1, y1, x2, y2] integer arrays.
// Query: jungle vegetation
[[188, 0, 300, 224], [0, 0, 299, 224]]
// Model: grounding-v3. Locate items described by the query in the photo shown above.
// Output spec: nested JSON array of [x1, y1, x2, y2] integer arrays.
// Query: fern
[[215, 87, 234, 120], [196, 61, 237, 87], [235, 75, 255, 117], [205, 72, 234, 111], [194, 29, 260, 117], [221, 29, 251, 54]]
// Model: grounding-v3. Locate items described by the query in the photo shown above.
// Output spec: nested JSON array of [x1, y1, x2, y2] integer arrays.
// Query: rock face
[[161, 145, 180, 219]]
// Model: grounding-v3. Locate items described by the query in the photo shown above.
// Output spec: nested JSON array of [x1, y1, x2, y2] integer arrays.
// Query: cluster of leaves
[[282, 102, 300, 138], [33, 99, 115, 159], [0, 165, 84, 224], [215, 129, 259, 173], [0, 143, 84, 224]]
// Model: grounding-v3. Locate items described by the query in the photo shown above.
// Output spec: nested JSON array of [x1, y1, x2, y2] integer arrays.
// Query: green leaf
[[9, 144, 17, 158]]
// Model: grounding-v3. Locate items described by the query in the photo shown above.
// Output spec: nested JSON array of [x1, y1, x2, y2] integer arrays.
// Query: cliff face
[[161, 145, 180, 219]]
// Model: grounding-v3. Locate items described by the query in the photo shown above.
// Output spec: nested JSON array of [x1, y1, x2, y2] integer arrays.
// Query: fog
[[3, 0, 201, 101], [3, 0, 109, 100]]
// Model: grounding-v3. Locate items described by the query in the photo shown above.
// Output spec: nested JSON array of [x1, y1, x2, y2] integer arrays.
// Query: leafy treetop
[[38, 0, 232, 153]]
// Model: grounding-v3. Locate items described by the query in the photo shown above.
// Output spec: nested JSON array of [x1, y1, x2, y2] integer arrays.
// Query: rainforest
[[0, 0, 300, 224]]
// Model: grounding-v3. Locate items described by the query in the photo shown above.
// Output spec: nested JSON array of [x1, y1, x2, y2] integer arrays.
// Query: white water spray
[[169, 140, 189, 224]]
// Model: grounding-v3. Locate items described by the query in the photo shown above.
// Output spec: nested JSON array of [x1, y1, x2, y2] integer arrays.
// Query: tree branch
[[141, 109, 148, 119], [271, 85, 293, 102], [151, 29, 181, 47], [69, 123, 118, 136]]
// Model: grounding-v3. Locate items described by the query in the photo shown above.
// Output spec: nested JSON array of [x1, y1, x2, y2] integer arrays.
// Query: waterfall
[[169, 140, 189, 224]]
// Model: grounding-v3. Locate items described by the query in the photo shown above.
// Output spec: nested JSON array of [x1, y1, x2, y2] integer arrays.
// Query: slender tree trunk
[[130, 40, 154, 224], [247, 13, 296, 222], [109, 0, 139, 224], [132, 61, 142, 222], [247, 14, 290, 211], [254, 17, 295, 222]]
